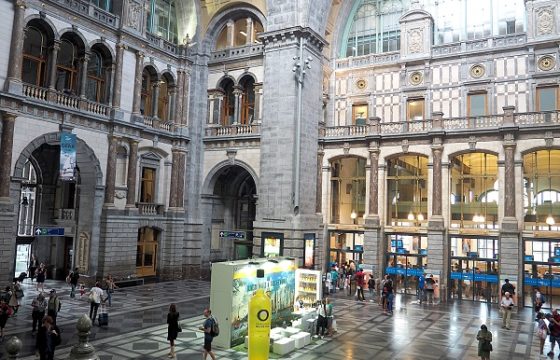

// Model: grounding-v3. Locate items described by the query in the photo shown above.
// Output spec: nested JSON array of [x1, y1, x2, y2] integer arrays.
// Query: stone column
[[503, 142, 516, 219], [106, 63, 115, 107], [0, 113, 16, 199], [5, 0, 26, 93], [226, 20, 235, 47], [180, 70, 190, 126], [79, 52, 90, 98], [254, 83, 263, 123], [47, 40, 60, 91], [364, 142, 381, 275], [215, 94, 223, 125], [315, 149, 324, 213], [126, 139, 139, 207], [246, 17, 253, 44], [173, 70, 184, 123], [233, 86, 242, 124], [169, 147, 187, 208], [431, 142, 443, 217], [111, 42, 125, 109], [151, 82, 160, 119], [368, 146, 380, 216], [131, 51, 144, 116], [104, 135, 118, 205]]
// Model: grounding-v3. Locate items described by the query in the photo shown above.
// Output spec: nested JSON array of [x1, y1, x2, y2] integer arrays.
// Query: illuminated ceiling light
[[350, 210, 357, 220], [417, 213, 424, 222], [546, 215, 555, 226]]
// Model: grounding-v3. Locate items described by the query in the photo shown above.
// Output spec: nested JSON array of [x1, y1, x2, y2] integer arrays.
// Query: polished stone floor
[[0, 279, 549, 359]]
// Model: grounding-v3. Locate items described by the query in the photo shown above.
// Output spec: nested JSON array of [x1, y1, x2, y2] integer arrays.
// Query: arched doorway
[[205, 164, 257, 261]]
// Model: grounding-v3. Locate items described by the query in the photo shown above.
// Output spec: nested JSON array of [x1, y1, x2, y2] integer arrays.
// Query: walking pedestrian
[[0, 298, 13, 342], [28, 254, 38, 283], [167, 303, 180, 358], [315, 298, 328, 338], [368, 274, 376, 302], [535, 288, 546, 313], [383, 276, 394, 315], [501, 279, 516, 302], [35, 315, 61, 360], [537, 312, 549, 356], [36, 263, 46, 293], [500, 291, 514, 330], [547, 309, 560, 359], [330, 266, 338, 293], [418, 274, 425, 304], [200, 308, 217, 360], [476, 324, 493, 360], [8, 282, 23, 315], [88, 282, 104, 325], [104, 274, 118, 306], [31, 293, 47, 334], [68, 268, 80, 298], [354, 267, 365, 301], [425, 274, 436, 304], [47, 289, 61, 325]]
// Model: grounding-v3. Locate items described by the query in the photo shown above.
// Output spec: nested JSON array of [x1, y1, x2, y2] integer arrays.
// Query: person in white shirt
[[88, 282, 104, 325], [315, 299, 328, 338], [500, 291, 514, 330]]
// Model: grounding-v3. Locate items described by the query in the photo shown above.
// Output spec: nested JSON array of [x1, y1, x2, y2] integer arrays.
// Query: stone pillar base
[[427, 217, 447, 302], [500, 219, 521, 305], [0, 199, 17, 285], [364, 215, 382, 276], [5, 79, 22, 95], [111, 109, 124, 121]]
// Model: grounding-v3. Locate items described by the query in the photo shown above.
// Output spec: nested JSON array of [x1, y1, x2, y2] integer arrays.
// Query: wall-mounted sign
[[303, 233, 315, 268], [261, 232, 283, 258]]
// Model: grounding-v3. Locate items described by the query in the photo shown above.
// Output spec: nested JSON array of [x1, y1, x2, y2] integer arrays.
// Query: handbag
[[481, 341, 493, 352], [177, 324, 182, 333], [88, 292, 96, 303]]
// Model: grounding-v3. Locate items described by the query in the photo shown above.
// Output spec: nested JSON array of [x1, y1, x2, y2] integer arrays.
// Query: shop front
[[328, 230, 364, 266], [449, 235, 499, 303], [385, 233, 427, 295], [523, 238, 560, 309]]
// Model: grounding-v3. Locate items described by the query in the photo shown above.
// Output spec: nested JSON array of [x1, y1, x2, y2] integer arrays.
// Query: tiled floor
[[0, 280, 549, 359]]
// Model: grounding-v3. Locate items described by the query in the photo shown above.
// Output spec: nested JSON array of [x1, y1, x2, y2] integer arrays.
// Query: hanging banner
[[59, 132, 77, 181]]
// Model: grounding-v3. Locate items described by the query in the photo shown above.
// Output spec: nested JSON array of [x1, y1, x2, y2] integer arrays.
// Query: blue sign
[[35, 227, 65, 236], [450, 272, 498, 283], [419, 249, 428, 255], [555, 247, 560, 257], [524, 255, 534, 262], [551, 257, 560, 263], [354, 245, 364, 252], [219, 231, 246, 239], [467, 252, 478, 259], [59, 132, 76, 181]]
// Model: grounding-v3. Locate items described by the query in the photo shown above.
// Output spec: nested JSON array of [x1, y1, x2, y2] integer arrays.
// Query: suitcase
[[98, 312, 108, 326]]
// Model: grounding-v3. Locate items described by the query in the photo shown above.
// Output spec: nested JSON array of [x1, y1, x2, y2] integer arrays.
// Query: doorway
[[449, 258, 499, 303], [136, 227, 158, 277]]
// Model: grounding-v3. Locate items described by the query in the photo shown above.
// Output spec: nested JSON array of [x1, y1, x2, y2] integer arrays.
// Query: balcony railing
[[55, 208, 75, 221], [137, 202, 165, 216], [210, 44, 264, 63], [49, 0, 119, 28], [23, 84, 48, 101], [145, 33, 179, 55], [322, 111, 560, 139], [205, 124, 261, 137]]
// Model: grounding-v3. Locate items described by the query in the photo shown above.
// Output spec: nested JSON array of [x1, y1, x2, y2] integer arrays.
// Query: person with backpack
[[535, 288, 546, 313], [68, 268, 80, 299], [35, 315, 61, 360], [31, 293, 47, 334], [47, 289, 61, 325], [201, 308, 217, 360]]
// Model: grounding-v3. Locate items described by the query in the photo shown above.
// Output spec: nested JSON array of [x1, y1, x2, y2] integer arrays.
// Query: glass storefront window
[[147, 0, 178, 43], [329, 231, 364, 266], [523, 150, 560, 230], [330, 157, 366, 224], [387, 155, 428, 227], [385, 234, 427, 295], [523, 239, 560, 309], [450, 153, 498, 229]]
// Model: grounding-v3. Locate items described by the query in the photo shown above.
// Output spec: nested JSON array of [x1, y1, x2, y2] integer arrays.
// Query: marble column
[[315, 149, 324, 213], [5, 0, 26, 92], [254, 83, 263, 123], [173, 70, 184, 123], [48, 41, 61, 90], [180, 70, 190, 125], [79, 52, 90, 98], [104, 135, 118, 205], [131, 51, 144, 116], [126, 139, 139, 207], [216, 94, 223, 125], [106, 63, 115, 107], [168, 85, 177, 123], [151, 82, 160, 119], [246, 18, 253, 44], [0, 113, 16, 199], [111, 42, 125, 109], [368, 147, 380, 216], [226, 20, 235, 47], [233, 86, 242, 124], [503, 142, 516, 219], [431, 143, 443, 217], [169, 148, 187, 208]]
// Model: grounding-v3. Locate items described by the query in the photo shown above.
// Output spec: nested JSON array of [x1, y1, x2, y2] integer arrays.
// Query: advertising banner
[[304, 233, 315, 268], [230, 260, 296, 347], [59, 132, 77, 181]]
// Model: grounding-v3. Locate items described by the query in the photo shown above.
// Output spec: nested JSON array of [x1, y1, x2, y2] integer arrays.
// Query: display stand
[[294, 269, 322, 308], [210, 258, 296, 349]]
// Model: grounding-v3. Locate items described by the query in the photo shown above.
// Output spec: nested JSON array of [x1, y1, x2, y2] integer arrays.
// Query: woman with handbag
[[167, 303, 180, 358], [476, 324, 493, 360], [536, 312, 549, 355]]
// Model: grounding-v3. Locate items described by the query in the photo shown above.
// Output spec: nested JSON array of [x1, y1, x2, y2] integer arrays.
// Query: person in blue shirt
[[330, 267, 339, 293], [418, 274, 425, 304], [200, 308, 216, 360]]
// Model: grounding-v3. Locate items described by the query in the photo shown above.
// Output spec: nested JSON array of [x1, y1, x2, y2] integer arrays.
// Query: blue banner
[[450, 272, 499, 283], [59, 132, 77, 181], [385, 267, 424, 277]]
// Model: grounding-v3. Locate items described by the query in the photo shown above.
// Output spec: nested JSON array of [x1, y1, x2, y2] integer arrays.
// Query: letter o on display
[[257, 309, 269, 322]]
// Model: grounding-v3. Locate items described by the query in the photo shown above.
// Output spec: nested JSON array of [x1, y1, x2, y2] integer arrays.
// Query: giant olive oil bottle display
[[248, 288, 272, 360]]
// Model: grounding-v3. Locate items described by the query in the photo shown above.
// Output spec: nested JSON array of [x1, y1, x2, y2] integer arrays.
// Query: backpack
[[210, 317, 220, 337]]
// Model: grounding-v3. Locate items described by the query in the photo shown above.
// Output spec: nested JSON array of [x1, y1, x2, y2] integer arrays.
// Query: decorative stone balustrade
[[56, 92, 80, 110], [205, 124, 261, 137], [48, 0, 118, 27], [137, 202, 165, 216], [210, 44, 264, 63], [23, 84, 48, 101], [57, 208, 75, 221]]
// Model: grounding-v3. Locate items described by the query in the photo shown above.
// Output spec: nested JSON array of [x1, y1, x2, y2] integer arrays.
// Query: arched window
[[450, 153, 498, 229], [386, 155, 428, 226], [215, 18, 263, 50], [523, 149, 560, 230], [22, 23, 52, 87], [56, 36, 83, 94], [140, 67, 158, 117], [344, 0, 403, 57], [85, 47, 111, 103], [239, 76, 255, 124], [220, 78, 235, 125], [158, 74, 173, 121], [147, 0, 178, 43]]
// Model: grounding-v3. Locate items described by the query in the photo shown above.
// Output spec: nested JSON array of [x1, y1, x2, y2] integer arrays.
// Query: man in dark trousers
[[69, 268, 80, 299]]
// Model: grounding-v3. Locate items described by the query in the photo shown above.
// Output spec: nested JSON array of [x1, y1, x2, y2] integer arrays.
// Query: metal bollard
[[66, 314, 100, 360], [5, 336, 22, 359]]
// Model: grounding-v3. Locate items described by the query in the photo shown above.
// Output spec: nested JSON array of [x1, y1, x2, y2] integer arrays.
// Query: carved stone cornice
[[259, 26, 327, 54]]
